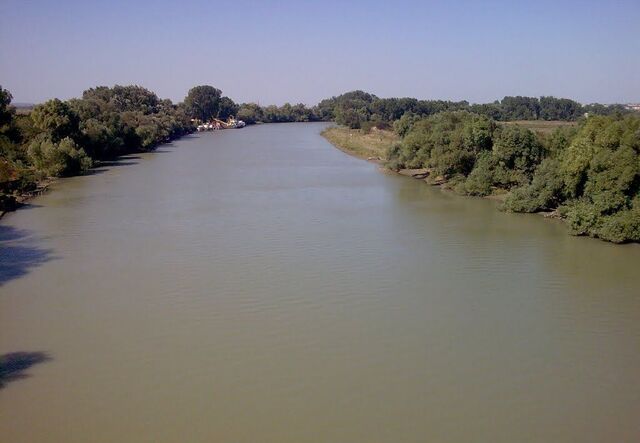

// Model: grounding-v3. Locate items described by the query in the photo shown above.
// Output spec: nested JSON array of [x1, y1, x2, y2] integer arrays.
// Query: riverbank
[[321, 126, 474, 186], [4, 121, 640, 443], [321, 126, 571, 229], [320, 126, 459, 185], [320, 126, 399, 161], [0, 139, 190, 220], [0, 178, 56, 219]]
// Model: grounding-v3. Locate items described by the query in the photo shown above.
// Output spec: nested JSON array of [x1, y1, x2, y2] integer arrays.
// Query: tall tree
[[217, 96, 239, 120], [0, 86, 14, 129], [30, 99, 80, 142], [184, 85, 222, 122]]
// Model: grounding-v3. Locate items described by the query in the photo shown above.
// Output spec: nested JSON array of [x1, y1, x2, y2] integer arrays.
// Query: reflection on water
[[1, 123, 639, 442]]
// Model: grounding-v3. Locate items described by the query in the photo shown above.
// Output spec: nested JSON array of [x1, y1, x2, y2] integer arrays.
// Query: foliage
[[3, 83, 639, 244], [28, 136, 92, 177], [30, 99, 80, 142], [499, 96, 540, 120], [184, 85, 222, 122], [503, 158, 565, 212], [462, 151, 497, 196], [1, 85, 194, 207], [314, 90, 636, 126], [237, 102, 318, 124], [0, 86, 14, 129], [384, 108, 640, 242], [492, 125, 544, 178], [387, 111, 495, 176], [543, 125, 579, 157], [539, 96, 583, 121], [237, 103, 264, 124], [596, 206, 640, 243], [505, 115, 640, 242], [583, 103, 632, 117], [83, 85, 160, 114], [393, 112, 420, 137], [217, 97, 239, 120]]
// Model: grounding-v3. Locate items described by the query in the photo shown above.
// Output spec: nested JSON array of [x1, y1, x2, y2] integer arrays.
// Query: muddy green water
[[1, 123, 640, 442]]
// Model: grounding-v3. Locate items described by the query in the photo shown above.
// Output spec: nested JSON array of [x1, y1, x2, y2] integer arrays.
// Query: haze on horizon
[[1, 0, 638, 106]]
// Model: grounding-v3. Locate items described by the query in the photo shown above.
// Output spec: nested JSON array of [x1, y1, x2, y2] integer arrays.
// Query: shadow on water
[[0, 352, 51, 389], [15, 203, 43, 211], [87, 156, 142, 175], [0, 225, 55, 286], [173, 134, 199, 141]]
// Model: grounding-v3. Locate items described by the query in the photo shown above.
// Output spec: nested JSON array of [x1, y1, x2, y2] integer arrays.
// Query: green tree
[[30, 99, 80, 143], [184, 85, 222, 122], [237, 103, 264, 124], [0, 86, 14, 129], [492, 125, 544, 178], [500, 96, 540, 120], [28, 136, 91, 177], [505, 114, 640, 242], [217, 96, 239, 120], [388, 111, 495, 176]]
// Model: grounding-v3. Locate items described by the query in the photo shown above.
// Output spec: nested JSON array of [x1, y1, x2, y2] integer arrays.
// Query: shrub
[[461, 151, 495, 196], [388, 111, 496, 175], [28, 136, 92, 177], [492, 125, 544, 176], [563, 200, 603, 237], [596, 208, 640, 243], [503, 158, 565, 212]]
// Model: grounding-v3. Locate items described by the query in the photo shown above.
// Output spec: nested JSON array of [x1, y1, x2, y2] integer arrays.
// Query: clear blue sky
[[1, 0, 638, 105]]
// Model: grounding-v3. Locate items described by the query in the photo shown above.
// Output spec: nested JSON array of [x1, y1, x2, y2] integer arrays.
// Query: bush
[[597, 209, 640, 243], [384, 143, 404, 170], [563, 200, 603, 237], [461, 151, 495, 196], [492, 125, 544, 176], [387, 111, 496, 175], [393, 112, 420, 137], [561, 201, 640, 243], [503, 158, 565, 212], [28, 136, 92, 177]]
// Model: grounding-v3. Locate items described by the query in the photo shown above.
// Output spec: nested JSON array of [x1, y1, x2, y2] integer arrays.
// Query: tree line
[[2, 83, 637, 225], [320, 90, 636, 129], [385, 111, 640, 243], [182, 87, 636, 129], [1, 85, 196, 212]]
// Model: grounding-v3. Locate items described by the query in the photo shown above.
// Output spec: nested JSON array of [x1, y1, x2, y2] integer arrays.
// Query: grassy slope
[[321, 126, 399, 160]]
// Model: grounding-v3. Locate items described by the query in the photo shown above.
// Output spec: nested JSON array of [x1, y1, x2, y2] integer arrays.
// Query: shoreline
[[0, 178, 57, 220], [320, 126, 397, 163], [320, 126, 585, 238], [0, 135, 194, 220]]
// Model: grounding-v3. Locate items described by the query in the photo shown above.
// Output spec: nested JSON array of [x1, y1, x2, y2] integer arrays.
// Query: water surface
[[1, 123, 639, 442]]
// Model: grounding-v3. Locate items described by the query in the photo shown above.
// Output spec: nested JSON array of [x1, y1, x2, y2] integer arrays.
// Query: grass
[[321, 126, 399, 160], [501, 120, 577, 134]]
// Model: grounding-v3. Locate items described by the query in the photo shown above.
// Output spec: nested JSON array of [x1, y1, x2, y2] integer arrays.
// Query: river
[[1, 122, 639, 442]]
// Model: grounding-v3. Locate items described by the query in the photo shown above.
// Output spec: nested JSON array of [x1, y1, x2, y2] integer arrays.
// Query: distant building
[[625, 103, 640, 111]]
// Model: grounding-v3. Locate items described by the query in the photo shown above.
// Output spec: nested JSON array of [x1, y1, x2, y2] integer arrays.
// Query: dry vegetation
[[501, 120, 577, 134], [321, 126, 399, 160]]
